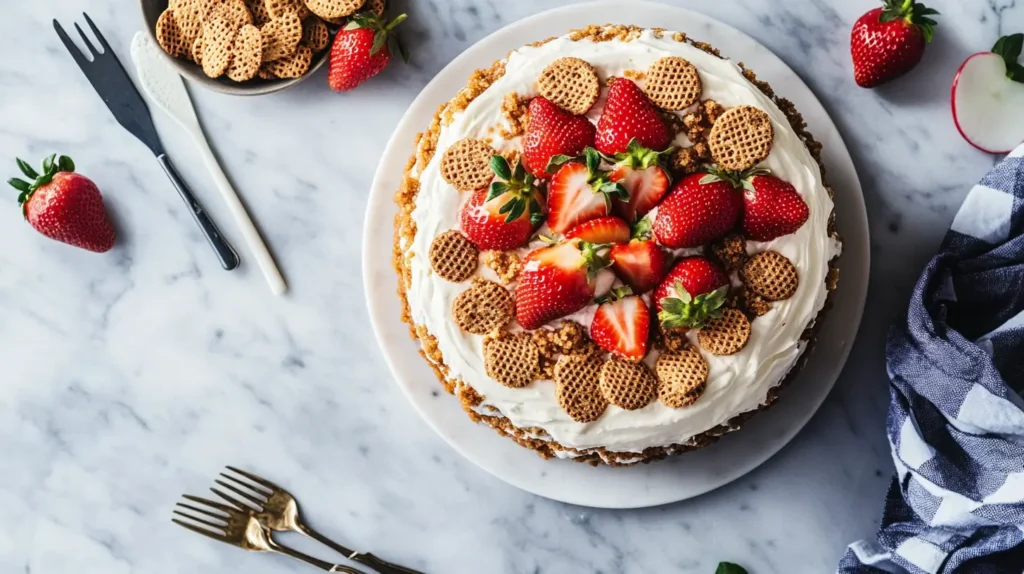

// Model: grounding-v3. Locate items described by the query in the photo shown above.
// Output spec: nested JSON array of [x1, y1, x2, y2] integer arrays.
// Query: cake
[[394, 25, 842, 466]]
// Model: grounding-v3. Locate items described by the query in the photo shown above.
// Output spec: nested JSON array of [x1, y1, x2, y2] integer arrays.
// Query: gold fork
[[173, 494, 366, 574], [212, 466, 424, 574]]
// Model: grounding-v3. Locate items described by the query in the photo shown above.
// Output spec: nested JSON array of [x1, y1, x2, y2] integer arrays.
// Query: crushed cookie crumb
[[710, 233, 748, 273], [660, 110, 687, 137], [483, 251, 521, 284], [623, 69, 647, 81], [693, 141, 711, 161], [499, 92, 530, 139], [702, 99, 725, 124], [531, 321, 598, 379], [733, 286, 772, 319], [670, 147, 702, 176], [501, 148, 521, 169]]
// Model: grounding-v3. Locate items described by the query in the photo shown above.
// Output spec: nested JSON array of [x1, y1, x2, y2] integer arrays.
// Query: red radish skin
[[952, 52, 1024, 154]]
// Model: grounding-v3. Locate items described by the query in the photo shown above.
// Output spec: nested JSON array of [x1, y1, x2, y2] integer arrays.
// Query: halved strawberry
[[516, 238, 611, 330], [595, 78, 672, 156], [610, 238, 669, 294], [591, 287, 650, 362], [547, 148, 628, 234], [565, 216, 630, 244], [653, 171, 742, 248], [460, 156, 543, 250], [654, 257, 729, 330], [521, 96, 596, 179], [608, 139, 673, 222]]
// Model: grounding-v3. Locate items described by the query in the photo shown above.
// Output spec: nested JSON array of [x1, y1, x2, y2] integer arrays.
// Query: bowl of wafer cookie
[[141, 0, 384, 95]]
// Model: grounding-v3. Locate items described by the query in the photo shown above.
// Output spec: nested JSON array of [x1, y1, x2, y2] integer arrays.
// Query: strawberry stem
[[658, 284, 728, 330], [881, 0, 939, 43], [487, 155, 543, 225]]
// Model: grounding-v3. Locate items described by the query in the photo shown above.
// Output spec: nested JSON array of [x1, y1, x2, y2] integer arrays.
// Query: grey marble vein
[[2, 0, 1023, 573]]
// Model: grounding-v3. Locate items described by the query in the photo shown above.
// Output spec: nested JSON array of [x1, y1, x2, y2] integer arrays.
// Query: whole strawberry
[[653, 172, 742, 248], [522, 96, 596, 179], [8, 154, 115, 253], [328, 13, 407, 92], [851, 0, 939, 88], [460, 156, 543, 250], [741, 173, 809, 241], [654, 257, 729, 330], [595, 78, 672, 156]]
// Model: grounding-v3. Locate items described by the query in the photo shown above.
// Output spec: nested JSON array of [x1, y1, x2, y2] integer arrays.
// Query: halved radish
[[952, 35, 1024, 154]]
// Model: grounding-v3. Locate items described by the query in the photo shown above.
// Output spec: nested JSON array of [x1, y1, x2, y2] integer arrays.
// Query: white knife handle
[[193, 134, 288, 296]]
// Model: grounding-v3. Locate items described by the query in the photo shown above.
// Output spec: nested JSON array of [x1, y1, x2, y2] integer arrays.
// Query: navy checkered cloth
[[839, 145, 1024, 574]]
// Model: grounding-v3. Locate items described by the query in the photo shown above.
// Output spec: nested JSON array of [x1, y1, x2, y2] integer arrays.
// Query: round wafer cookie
[[741, 251, 798, 301], [452, 279, 514, 335], [210, 0, 254, 28], [707, 105, 775, 171], [440, 138, 496, 192], [260, 11, 303, 61], [645, 56, 702, 111], [172, 0, 207, 52], [226, 24, 263, 82], [156, 9, 188, 58], [599, 358, 657, 411], [656, 347, 708, 408], [537, 57, 600, 115], [429, 230, 479, 283], [257, 62, 277, 79], [301, 16, 330, 51], [554, 355, 608, 423], [364, 0, 386, 17], [267, 0, 309, 20], [484, 334, 539, 389], [201, 17, 237, 78], [262, 44, 312, 77], [191, 36, 205, 63], [248, 0, 273, 25], [305, 0, 365, 19], [697, 308, 751, 356]]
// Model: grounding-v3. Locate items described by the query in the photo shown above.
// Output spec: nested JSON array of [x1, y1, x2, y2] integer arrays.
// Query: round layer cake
[[394, 25, 842, 466]]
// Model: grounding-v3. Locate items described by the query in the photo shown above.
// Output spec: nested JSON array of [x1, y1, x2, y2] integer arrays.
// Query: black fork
[[54, 14, 239, 271]]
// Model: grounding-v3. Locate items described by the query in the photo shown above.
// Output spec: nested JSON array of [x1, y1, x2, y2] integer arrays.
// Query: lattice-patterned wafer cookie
[[156, 9, 188, 58], [247, 0, 272, 25], [301, 16, 330, 51], [484, 334, 540, 389], [645, 56, 702, 111], [656, 347, 708, 408], [262, 44, 312, 77], [210, 0, 254, 29], [707, 105, 775, 171], [697, 308, 751, 356], [172, 0, 207, 54], [305, 0, 365, 19], [741, 251, 799, 301], [554, 355, 608, 423], [260, 11, 303, 61], [537, 57, 600, 115], [257, 62, 277, 79], [429, 230, 479, 283], [440, 138, 496, 192], [364, 0, 386, 17], [599, 358, 657, 411], [191, 36, 205, 63], [267, 0, 309, 20], [201, 17, 237, 78], [453, 279, 514, 335], [226, 24, 264, 82]]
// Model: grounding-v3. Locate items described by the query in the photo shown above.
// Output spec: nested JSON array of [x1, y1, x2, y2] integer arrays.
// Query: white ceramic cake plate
[[363, 0, 869, 509]]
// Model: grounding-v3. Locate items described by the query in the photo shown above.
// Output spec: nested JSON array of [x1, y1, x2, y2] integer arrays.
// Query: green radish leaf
[[993, 34, 1023, 63], [16, 158, 38, 179], [715, 563, 748, 574], [58, 155, 75, 172], [1007, 63, 1024, 83], [8, 178, 30, 192], [490, 155, 512, 181]]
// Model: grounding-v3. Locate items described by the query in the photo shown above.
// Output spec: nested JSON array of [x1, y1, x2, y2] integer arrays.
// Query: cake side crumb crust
[[392, 25, 842, 466]]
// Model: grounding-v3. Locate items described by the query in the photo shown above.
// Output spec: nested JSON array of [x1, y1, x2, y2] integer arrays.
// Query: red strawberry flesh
[[610, 240, 668, 294], [565, 216, 630, 245], [591, 293, 650, 362]]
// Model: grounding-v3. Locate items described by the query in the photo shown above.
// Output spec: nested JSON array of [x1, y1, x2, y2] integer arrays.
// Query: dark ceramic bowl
[[139, 0, 329, 95]]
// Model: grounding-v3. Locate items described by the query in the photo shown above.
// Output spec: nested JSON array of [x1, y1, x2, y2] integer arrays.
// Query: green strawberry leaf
[[487, 181, 510, 201], [16, 158, 38, 179], [505, 199, 526, 223], [1008, 63, 1024, 83], [57, 155, 75, 173], [41, 154, 56, 175], [546, 154, 576, 174], [585, 147, 602, 175], [370, 29, 388, 55], [7, 178, 30, 192], [490, 155, 512, 181], [632, 216, 653, 240], [715, 563, 748, 574]]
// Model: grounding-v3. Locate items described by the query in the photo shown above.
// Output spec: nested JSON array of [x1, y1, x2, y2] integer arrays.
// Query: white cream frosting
[[404, 30, 842, 455]]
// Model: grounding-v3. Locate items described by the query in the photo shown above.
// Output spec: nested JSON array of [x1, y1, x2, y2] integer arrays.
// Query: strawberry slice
[[460, 156, 544, 250], [654, 257, 729, 330], [547, 148, 628, 234], [516, 238, 611, 330], [522, 96, 596, 179], [591, 287, 650, 362], [610, 230, 669, 294], [609, 139, 673, 222], [595, 78, 672, 156], [565, 216, 630, 245], [653, 171, 742, 248], [742, 173, 809, 241]]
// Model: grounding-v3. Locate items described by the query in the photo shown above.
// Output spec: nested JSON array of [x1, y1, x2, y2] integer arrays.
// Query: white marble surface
[[2, 1, 1021, 573]]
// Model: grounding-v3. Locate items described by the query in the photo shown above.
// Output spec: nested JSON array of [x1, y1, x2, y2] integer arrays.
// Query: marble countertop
[[3, 1, 1022, 572]]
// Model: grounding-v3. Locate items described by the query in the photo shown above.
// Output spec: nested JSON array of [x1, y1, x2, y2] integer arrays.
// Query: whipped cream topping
[[405, 30, 842, 454]]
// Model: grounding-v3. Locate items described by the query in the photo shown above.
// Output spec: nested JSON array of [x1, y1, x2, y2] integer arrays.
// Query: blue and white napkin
[[839, 144, 1024, 574]]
